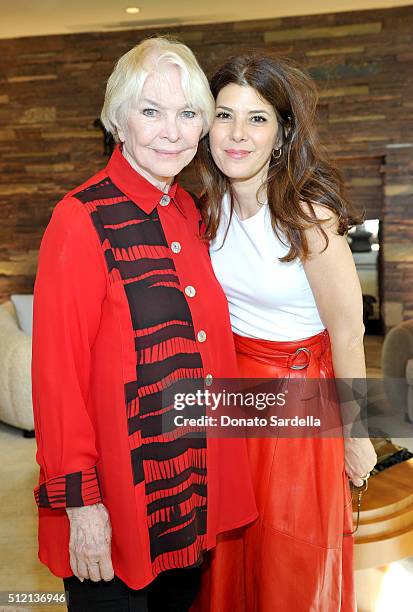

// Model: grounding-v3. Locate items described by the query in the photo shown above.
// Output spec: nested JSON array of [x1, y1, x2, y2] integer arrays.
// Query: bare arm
[[301, 204, 377, 485], [302, 205, 365, 379]]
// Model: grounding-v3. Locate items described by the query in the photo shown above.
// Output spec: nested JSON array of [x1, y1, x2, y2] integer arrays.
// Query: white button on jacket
[[197, 330, 207, 343], [205, 374, 213, 386], [159, 194, 170, 206], [185, 286, 196, 298]]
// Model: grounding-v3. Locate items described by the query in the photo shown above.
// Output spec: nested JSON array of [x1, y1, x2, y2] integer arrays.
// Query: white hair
[[101, 36, 214, 142]]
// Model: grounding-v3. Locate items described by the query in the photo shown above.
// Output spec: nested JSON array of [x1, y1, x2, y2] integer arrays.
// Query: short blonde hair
[[101, 36, 214, 141]]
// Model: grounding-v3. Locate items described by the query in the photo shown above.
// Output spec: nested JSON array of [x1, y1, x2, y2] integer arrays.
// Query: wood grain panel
[[0, 5, 412, 326]]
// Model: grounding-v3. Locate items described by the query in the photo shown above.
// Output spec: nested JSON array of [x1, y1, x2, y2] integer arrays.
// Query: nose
[[161, 113, 180, 142], [230, 117, 247, 142]]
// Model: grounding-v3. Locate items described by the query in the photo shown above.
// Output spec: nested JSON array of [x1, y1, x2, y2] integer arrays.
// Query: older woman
[[32, 38, 257, 612], [192, 55, 377, 611]]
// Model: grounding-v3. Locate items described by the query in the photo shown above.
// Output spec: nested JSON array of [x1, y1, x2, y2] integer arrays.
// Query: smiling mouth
[[153, 149, 182, 156], [225, 149, 252, 158]]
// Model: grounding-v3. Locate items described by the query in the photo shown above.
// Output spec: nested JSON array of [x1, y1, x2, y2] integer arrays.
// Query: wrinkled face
[[209, 83, 280, 185], [118, 64, 204, 186]]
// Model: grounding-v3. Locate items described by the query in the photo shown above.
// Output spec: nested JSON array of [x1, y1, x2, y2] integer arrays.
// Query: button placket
[[163, 218, 211, 381], [159, 206, 214, 392]]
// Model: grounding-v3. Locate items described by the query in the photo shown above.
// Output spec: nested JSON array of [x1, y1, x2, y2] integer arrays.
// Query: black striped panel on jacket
[[75, 178, 207, 566]]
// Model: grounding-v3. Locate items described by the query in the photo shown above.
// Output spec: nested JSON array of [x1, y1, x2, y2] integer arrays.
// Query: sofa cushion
[[11, 294, 33, 336], [382, 320, 413, 378], [406, 359, 413, 387]]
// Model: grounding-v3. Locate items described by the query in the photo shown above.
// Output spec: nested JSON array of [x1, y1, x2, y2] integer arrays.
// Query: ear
[[274, 123, 291, 148], [117, 126, 126, 143], [281, 119, 293, 144], [117, 116, 128, 144]]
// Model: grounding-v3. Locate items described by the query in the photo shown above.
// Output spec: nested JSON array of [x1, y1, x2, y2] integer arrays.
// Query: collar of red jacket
[[106, 144, 186, 216]]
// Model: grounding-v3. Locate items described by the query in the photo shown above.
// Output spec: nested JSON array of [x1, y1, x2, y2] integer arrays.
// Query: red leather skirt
[[192, 329, 356, 612]]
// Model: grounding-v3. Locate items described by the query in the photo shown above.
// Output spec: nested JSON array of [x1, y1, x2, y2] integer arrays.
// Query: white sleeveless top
[[210, 194, 325, 341]]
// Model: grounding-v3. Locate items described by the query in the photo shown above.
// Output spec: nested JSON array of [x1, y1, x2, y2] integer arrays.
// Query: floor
[[0, 421, 64, 612], [0, 334, 412, 612], [357, 336, 413, 611]]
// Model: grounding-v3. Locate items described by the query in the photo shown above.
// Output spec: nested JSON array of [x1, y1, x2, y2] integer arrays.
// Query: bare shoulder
[[299, 200, 340, 233], [299, 200, 349, 258]]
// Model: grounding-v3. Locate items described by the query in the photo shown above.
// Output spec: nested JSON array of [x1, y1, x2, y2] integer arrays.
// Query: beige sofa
[[0, 301, 34, 434], [382, 318, 413, 423]]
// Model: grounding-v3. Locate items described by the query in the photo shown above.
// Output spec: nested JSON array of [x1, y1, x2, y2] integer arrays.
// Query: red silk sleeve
[[32, 197, 107, 509]]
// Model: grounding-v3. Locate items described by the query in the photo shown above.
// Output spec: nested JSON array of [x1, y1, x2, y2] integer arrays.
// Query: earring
[[272, 147, 282, 159]]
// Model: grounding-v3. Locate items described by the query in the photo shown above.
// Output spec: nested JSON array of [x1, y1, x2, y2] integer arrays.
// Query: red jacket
[[32, 145, 257, 589]]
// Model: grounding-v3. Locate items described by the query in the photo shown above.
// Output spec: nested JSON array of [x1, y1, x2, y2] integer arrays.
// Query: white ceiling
[[1, 0, 412, 39]]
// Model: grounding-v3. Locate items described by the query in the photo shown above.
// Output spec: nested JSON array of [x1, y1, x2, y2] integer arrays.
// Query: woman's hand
[[66, 502, 114, 582], [344, 437, 377, 487]]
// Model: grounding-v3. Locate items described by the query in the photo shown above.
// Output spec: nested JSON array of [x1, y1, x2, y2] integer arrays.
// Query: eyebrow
[[216, 105, 270, 114], [140, 98, 193, 110]]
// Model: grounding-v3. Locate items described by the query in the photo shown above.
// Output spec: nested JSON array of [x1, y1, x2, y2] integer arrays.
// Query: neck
[[230, 165, 268, 220], [122, 146, 173, 193]]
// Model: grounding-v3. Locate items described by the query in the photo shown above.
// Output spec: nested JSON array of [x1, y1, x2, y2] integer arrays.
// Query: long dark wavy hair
[[197, 55, 363, 261]]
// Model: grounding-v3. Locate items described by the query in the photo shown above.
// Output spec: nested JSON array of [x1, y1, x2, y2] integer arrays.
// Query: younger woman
[[194, 55, 377, 612]]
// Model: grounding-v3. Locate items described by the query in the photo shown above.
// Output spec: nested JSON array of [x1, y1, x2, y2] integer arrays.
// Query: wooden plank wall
[[0, 6, 412, 326]]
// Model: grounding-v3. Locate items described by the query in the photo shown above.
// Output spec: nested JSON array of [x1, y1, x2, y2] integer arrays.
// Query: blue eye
[[181, 110, 197, 119], [142, 108, 158, 117]]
